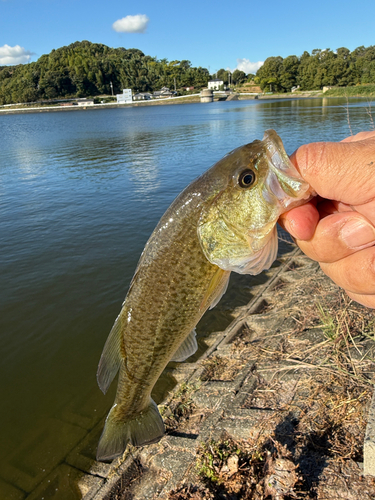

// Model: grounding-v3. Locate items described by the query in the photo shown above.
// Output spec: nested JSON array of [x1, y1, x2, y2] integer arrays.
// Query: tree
[[232, 69, 246, 85], [256, 56, 283, 91], [279, 55, 299, 91], [216, 68, 229, 85]]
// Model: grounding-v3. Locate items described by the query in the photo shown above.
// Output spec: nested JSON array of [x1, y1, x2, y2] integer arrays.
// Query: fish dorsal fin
[[97, 314, 123, 394], [171, 328, 198, 362]]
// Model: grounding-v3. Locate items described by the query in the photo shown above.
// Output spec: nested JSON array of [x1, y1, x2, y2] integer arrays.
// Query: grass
[[324, 84, 375, 97], [160, 382, 201, 433], [171, 436, 299, 499]]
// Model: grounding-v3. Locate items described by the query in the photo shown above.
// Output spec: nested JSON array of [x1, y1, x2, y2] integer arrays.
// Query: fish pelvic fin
[[96, 398, 165, 462], [171, 328, 198, 362], [97, 314, 123, 394]]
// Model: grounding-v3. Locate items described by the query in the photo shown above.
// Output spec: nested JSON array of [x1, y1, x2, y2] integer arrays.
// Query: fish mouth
[[262, 130, 313, 209]]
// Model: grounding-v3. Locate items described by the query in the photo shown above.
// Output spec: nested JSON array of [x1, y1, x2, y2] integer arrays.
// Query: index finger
[[289, 135, 375, 205], [341, 131, 375, 143]]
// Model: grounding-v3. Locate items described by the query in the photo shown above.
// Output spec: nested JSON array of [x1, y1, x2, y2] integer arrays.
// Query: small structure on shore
[[208, 79, 225, 90], [153, 87, 177, 98], [116, 89, 132, 104], [133, 92, 153, 101], [200, 89, 213, 103], [77, 99, 95, 106]]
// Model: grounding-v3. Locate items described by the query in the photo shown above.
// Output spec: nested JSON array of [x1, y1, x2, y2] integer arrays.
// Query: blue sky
[[1, 0, 375, 74]]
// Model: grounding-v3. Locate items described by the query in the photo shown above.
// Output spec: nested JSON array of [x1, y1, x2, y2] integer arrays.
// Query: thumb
[[289, 135, 375, 205]]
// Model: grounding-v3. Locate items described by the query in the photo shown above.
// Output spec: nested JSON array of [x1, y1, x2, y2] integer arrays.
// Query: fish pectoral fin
[[200, 267, 231, 312], [209, 270, 231, 310], [97, 314, 123, 394], [234, 226, 278, 275], [171, 328, 198, 362]]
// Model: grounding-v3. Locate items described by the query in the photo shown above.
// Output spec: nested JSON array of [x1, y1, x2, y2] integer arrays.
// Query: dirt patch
[[200, 355, 243, 382]]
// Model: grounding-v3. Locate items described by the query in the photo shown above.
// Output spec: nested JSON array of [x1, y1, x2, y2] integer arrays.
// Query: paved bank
[[72, 247, 375, 500]]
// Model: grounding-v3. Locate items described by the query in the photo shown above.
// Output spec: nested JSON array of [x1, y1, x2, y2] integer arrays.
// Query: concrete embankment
[[0, 95, 202, 115], [0, 92, 326, 115], [73, 246, 375, 500]]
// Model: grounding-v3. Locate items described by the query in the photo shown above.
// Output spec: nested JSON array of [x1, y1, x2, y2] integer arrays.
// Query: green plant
[[196, 440, 241, 484], [317, 302, 339, 340]]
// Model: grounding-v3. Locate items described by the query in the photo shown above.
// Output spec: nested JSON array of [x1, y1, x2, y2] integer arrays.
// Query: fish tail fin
[[96, 398, 165, 461]]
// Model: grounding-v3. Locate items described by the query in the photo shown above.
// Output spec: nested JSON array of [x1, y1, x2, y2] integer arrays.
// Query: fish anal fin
[[200, 267, 231, 312], [171, 328, 198, 362], [96, 398, 165, 461], [97, 314, 123, 394]]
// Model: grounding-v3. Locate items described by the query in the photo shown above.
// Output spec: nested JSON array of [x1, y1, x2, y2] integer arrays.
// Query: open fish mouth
[[261, 130, 313, 209]]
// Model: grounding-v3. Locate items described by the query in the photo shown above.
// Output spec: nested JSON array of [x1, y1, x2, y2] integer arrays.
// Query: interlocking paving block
[[0, 418, 87, 493], [150, 449, 196, 494], [0, 477, 26, 500], [162, 433, 199, 452], [171, 363, 198, 384], [78, 473, 105, 500], [119, 467, 167, 500], [25, 463, 103, 500], [198, 411, 225, 442], [66, 417, 113, 478], [364, 387, 375, 476], [221, 408, 276, 440], [58, 384, 116, 431], [151, 449, 194, 472], [191, 381, 236, 409]]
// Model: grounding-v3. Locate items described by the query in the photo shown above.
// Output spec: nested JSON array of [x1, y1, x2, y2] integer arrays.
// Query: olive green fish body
[[96, 179, 229, 460], [96, 130, 313, 461]]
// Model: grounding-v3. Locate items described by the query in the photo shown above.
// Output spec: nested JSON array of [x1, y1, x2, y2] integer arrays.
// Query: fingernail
[[340, 217, 375, 249]]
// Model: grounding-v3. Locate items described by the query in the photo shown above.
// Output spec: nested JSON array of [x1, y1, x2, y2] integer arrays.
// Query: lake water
[[0, 97, 373, 499]]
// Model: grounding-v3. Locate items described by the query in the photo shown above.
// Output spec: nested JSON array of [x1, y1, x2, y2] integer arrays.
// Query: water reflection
[[127, 154, 161, 196]]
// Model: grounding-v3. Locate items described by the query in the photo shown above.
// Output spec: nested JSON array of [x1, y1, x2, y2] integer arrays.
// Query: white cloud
[[0, 44, 33, 65], [228, 58, 264, 74], [112, 14, 149, 33]]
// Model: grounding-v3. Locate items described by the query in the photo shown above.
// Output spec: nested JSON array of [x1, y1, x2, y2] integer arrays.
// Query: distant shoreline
[[0, 91, 364, 116]]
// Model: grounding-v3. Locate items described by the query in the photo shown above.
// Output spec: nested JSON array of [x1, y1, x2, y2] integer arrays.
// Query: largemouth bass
[[96, 130, 312, 461]]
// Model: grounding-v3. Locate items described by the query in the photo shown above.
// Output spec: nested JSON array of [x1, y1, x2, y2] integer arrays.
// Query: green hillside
[[0, 41, 210, 105], [254, 46, 375, 93]]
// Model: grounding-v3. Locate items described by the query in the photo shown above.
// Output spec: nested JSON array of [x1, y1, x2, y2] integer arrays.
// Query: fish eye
[[238, 169, 256, 188]]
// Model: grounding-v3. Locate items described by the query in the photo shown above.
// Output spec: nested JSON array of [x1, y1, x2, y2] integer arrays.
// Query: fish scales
[[96, 130, 313, 461]]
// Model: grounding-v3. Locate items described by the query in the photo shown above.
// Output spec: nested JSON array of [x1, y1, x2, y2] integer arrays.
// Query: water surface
[[0, 97, 373, 498]]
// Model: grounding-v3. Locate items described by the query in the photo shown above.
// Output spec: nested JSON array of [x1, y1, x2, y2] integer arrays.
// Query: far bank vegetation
[[1, 43, 375, 105], [216, 46, 375, 96], [0, 41, 210, 105]]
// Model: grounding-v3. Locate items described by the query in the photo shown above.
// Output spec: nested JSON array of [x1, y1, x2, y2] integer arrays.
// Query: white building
[[208, 79, 225, 90], [116, 89, 133, 104]]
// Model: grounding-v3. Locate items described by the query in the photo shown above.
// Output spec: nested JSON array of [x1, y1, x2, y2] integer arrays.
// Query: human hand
[[279, 131, 375, 308]]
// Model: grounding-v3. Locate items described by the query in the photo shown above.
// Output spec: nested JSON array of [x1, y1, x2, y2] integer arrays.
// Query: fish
[[96, 129, 312, 461]]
